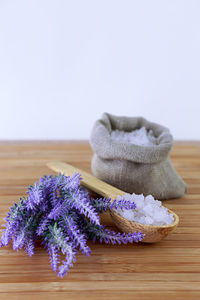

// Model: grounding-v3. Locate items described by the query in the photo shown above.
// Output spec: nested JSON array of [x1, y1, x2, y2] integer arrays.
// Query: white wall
[[0, 0, 200, 140]]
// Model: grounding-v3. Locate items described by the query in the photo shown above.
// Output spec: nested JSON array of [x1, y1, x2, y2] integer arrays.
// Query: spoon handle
[[46, 161, 125, 200]]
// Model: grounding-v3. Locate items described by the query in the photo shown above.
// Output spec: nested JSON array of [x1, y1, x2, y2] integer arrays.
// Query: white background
[[0, 0, 200, 140]]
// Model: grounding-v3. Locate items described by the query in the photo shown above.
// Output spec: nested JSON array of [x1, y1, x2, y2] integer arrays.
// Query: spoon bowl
[[47, 161, 179, 243], [110, 208, 179, 243]]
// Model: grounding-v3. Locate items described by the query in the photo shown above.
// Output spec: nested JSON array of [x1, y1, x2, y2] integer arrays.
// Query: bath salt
[[111, 126, 157, 146], [115, 193, 174, 226]]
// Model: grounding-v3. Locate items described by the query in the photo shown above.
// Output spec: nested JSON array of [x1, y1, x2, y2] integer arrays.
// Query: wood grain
[[0, 141, 199, 299]]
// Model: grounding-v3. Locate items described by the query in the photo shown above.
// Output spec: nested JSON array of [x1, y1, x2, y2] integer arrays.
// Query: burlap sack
[[90, 113, 187, 200]]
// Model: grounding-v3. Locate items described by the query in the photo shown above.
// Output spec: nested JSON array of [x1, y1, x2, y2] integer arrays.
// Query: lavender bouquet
[[0, 173, 144, 277]]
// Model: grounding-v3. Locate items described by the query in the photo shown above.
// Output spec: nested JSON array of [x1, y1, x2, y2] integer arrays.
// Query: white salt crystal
[[111, 126, 157, 146], [144, 216, 154, 225], [115, 193, 174, 226], [120, 209, 135, 221]]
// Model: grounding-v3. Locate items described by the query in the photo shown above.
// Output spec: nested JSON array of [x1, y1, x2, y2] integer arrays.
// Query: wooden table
[[0, 141, 199, 300]]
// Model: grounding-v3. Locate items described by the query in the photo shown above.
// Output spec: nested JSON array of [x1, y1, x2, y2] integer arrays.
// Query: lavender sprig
[[80, 217, 144, 245], [47, 244, 60, 272], [0, 172, 144, 277], [59, 214, 91, 256], [90, 197, 136, 213]]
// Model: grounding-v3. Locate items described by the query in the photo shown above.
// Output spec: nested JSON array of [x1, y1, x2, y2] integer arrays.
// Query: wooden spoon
[[46, 161, 179, 243]]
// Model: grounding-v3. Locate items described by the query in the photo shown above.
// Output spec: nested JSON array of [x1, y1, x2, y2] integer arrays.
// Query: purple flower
[[57, 250, 76, 278], [62, 172, 82, 191], [36, 215, 50, 236], [64, 189, 100, 226], [48, 201, 67, 220], [47, 244, 60, 272], [60, 215, 91, 256], [26, 183, 43, 211], [0, 172, 144, 278], [25, 237, 35, 256], [90, 197, 136, 212], [82, 218, 144, 245]]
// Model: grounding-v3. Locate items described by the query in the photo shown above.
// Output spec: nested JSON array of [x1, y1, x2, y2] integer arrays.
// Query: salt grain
[[111, 126, 157, 146], [115, 193, 174, 226]]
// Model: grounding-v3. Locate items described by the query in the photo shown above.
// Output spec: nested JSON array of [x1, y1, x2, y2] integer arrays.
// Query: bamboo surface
[[0, 141, 199, 300]]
